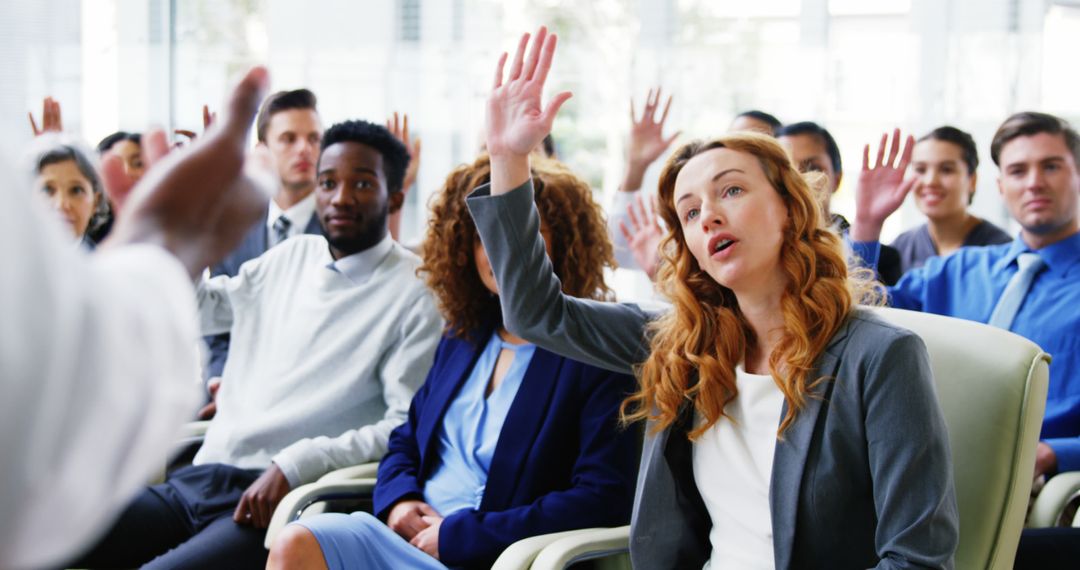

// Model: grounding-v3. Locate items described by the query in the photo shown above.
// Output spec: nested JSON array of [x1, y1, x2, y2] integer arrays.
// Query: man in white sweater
[[75, 120, 443, 569]]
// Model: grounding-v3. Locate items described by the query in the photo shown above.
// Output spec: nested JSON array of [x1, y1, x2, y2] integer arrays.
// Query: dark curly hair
[[319, 120, 410, 194], [420, 154, 615, 341]]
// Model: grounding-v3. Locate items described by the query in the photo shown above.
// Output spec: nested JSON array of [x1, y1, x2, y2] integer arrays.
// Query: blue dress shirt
[[851, 233, 1080, 472], [422, 333, 536, 516]]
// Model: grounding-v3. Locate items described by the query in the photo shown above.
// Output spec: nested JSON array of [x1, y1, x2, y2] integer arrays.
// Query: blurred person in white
[[73, 119, 443, 570], [0, 65, 271, 570]]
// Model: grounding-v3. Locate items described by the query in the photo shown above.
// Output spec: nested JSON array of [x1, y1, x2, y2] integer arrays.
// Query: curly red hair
[[622, 133, 880, 438], [420, 155, 615, 340]]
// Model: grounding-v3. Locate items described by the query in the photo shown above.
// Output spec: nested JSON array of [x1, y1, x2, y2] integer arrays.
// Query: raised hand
[[173, 105, 217, 146], [203, 104, 217, 129], [387, 112, 421, 192], [386, 112, 421, 241], [486, 26, 572, 177], [622, 87, 680, 192], [619, 193, 664, 280], [100, 67, 272, 278], [851, 128, 916, 242], [28, 97, 63, 136]]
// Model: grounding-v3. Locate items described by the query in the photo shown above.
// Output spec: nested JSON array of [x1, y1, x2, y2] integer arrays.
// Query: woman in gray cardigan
[[469, 27, 959, 569]]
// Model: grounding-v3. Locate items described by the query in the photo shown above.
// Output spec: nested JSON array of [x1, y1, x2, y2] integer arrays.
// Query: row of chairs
[[174, 307, 1063, 569]]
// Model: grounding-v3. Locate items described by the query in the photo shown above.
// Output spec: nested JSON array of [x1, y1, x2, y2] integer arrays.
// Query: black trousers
[[1014, 527, 1080, 569], [72, 463, 267, 570]]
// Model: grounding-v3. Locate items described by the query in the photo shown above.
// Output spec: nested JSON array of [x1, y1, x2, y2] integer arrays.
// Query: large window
[[7, 0, 1078, 242]]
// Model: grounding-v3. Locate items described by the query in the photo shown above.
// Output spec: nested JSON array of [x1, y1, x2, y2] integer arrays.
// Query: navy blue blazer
[[203, 209, 322, 379], [373, 331, 640, 569]]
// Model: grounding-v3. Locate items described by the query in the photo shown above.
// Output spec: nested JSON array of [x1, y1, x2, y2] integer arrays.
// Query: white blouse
[[693, 364, 785, 570]]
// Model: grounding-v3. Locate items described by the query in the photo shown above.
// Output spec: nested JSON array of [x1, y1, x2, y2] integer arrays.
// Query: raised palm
[[619, 193, 664, 280], [386, 112, 421, 192], [486, 27, 572, 157], [854, 128, 916, 239], [28, 96, 63, 136], [628, 88, 679, 168]]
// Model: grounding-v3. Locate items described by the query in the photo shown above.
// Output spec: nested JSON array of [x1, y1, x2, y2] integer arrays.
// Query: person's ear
[[388, 189, 405, 214], [968, 172, 978, 205]]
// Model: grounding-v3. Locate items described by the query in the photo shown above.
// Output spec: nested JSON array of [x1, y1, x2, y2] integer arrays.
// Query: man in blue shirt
[[849, 113, 1080, 485]]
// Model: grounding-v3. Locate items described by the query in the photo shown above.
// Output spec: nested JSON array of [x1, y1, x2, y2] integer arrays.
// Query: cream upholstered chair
[[490, 307, 1050, 570], [1029, 472, 1080, 528], [264, 463, 380, 549]]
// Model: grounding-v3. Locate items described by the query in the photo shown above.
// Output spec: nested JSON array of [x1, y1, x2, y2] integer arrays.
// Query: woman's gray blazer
[[467, 180, 959, 569]]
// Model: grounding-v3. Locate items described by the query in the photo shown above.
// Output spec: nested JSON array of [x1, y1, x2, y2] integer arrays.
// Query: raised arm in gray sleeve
[[466, 179, 662, 375]]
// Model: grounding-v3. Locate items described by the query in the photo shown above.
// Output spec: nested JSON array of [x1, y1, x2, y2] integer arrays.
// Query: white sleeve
[[272, 291, 444, 486], [0, 157, 201, 569], [197, 272, 238, 336]]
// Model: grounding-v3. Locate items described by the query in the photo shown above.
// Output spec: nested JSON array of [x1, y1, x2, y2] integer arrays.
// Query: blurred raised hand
[[386, 112, 421, 241], [618, 193, 664, 280], [622, 87, 679, 193], [101, 67, 272, 278], [28, 97, 64, 136], [174, 104, 218, 146]]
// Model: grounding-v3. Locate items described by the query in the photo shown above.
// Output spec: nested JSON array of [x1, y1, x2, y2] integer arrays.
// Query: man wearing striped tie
[[849, 112, 1080, 566], [200, 89, 326, 395]]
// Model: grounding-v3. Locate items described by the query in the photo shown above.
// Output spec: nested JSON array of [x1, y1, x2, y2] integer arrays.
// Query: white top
[[693, 365, 785, 570], [267, 191, 316, 241], [0, 156, 200, 569], [194, 234, 443, 486]]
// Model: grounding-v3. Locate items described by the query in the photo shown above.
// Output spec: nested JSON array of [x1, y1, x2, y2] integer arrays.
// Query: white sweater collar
[[327, 234, 394, 285]]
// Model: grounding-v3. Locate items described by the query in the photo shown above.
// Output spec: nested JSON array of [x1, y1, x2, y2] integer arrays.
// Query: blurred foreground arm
[[0, 67, 269, 569]]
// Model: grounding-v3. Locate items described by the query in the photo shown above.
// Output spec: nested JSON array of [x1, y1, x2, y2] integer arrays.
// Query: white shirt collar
[[267, 192, 317, 238], [327, 234, 395, 285]]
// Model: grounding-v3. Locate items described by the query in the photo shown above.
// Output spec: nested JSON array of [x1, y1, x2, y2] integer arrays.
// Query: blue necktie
[[988, 252, 1046, 330]]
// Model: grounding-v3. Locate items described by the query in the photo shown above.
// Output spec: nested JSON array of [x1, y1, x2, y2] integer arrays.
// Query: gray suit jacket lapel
[[769, 320, 851, 570]]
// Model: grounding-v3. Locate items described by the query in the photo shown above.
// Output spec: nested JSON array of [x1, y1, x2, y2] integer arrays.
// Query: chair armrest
[[316, 463, 380, 482], [491, 528, 605, 570], [491, 526, 630, 570], [530, 526, 630, 570], [1028, 471, 1080, 527], [264, 478, 377, 549], [181, 420, 211, 439]]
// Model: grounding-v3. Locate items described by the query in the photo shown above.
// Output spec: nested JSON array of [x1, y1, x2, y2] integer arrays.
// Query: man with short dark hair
[[203, 88, 327, 385], [75, 120, 443, 569]]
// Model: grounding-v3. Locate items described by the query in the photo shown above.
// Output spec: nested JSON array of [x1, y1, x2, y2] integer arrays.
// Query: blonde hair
[[622, 133, 880, 439]]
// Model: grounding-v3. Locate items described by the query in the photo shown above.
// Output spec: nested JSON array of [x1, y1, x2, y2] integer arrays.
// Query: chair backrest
[[870, 307, 1049, 569]]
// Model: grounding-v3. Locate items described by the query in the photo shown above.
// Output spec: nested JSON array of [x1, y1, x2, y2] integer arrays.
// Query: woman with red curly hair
[[266, 155, 639, 570], [466, 27, 959, 569]]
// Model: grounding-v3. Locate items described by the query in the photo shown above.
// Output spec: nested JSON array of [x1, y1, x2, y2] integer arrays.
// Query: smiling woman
[[890, 126, 1012, 273], [467, 26, 959, 569]]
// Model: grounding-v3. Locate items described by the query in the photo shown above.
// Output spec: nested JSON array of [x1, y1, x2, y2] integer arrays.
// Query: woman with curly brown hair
[[266, 154, 639, 570], [466, 27, 959, 569]]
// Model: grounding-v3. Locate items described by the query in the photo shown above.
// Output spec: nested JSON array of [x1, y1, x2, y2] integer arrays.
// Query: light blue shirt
[[423, 332, 536, 516], [851, 232, 1080, 471]]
